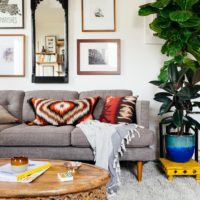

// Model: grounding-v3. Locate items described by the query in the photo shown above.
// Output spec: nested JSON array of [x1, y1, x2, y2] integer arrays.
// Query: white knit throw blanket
[[77, 120, 141, 194], [77, 120, 122, 169]]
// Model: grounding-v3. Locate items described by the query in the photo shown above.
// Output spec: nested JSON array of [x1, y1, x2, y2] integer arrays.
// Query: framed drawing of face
[[0, 34, 25, 77], [0, 0, 24, 29], [77, 39, 121, 75]]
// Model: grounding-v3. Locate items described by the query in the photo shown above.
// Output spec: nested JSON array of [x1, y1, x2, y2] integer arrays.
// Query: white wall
[[0, 0, 165, 132]]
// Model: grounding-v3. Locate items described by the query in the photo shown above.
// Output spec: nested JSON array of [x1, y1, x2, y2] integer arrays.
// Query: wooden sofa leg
[[137, 161, 143, 182]]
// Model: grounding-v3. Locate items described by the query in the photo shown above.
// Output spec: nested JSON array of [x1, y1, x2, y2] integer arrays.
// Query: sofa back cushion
[[0, 90, 25, 122], [23, 90, 79, 122], [79, 90, 133, 119]]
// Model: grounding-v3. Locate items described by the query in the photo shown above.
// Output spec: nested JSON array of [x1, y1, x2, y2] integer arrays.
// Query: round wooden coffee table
[[0, 159, 110, 200]]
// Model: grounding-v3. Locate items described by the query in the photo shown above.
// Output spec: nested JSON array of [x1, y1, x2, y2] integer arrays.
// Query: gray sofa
[[0, 90, 156, 181]]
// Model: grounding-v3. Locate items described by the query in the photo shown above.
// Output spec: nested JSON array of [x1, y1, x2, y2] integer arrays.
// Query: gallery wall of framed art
[[0, 0, 25, 77], [0, 34, 25, 77]]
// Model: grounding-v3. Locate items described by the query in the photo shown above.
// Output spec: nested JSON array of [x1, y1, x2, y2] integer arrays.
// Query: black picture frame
[[0, 0, 24, 29], [31, 0, 69, 83]]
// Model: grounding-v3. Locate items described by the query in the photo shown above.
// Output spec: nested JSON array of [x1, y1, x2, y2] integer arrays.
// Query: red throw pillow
[[29, 97, 99, 126], [99, 96, 138, 124]]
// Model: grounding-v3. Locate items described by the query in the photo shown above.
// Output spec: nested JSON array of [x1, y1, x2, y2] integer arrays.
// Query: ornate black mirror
[[31, 0, 68, 83]]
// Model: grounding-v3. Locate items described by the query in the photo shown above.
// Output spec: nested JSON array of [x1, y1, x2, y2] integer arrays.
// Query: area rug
[[109, 162, 200, 200]]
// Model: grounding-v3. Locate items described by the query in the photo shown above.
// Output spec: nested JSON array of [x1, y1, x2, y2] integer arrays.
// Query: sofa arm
[[136, 100, 150, 129]]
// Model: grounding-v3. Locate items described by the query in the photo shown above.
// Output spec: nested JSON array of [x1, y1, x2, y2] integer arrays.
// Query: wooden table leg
[[137, 161, 143, 182]]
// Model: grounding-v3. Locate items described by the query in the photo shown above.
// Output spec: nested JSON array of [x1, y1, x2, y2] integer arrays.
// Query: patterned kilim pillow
[[99, 96, 138, 124], [29, 97, 99, 126]]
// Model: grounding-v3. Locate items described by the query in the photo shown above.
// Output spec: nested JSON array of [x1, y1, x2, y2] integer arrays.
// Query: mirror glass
[[35, 0, 65, 77]]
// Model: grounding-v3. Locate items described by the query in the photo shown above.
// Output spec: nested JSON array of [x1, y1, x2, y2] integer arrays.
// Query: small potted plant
[[138, 0, 200, 162], [150, 64, 200, 162]]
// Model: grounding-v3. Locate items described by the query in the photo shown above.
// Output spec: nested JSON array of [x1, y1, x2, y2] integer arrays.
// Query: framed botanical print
[[45, 36, 56, 53], [82, 0, 116, 32], [0, 0, 24, 29], [77, 39, 121, 75], [0, 34, 25, 77]]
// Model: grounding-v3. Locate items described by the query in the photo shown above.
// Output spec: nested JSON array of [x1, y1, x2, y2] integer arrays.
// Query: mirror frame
[[31, 0, 68, 83]]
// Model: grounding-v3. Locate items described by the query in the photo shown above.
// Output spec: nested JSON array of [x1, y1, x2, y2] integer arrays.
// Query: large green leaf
[[193, 85, 200, 93], [152, 0, 171, 9], [159, 99, 173, 115], [162, 41, 183, 56], [186, 115, 200, 129], [155, 92, 172, 98], [138, 4, 158, 16], [156, 17, 171, 29], [159, 29, 176, 40], [149, 80, 164, 86], [174, 0, 199, 10], [187, 45, 200, 64], [154, 96, 172, 103], [178, 86, 200, 100], [180, 17, 200, 28], [180, 31, 192, 43], [185, 68, 194, 84], [169, 10, 192, 22], [159, 82, 175, 93], [168, 64, 178, 82], [183, 57, 199, 71], [177, 87, 193, 100], [177, 67, 188, 87], [158, 68, 168, 82], [161, 116, 173, 124], [189, 37, 200, 49], [149, 18, 164, 33], [173, 110, 183, 127]]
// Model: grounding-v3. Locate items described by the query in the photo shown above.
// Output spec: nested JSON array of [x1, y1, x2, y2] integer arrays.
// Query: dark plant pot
[[165, 134, 195, 163]]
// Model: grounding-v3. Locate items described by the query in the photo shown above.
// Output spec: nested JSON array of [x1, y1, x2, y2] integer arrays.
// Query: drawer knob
[[183, 170, 187, 174]]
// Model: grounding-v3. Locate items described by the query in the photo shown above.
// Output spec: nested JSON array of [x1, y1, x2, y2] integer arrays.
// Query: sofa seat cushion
[[71, 127, 154, 148], [0, 124, 18, 132], [0, 124, 74, 147]]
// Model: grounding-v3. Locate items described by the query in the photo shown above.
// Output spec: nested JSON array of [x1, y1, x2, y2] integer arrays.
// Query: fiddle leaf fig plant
[[138, 0, 200, 135]]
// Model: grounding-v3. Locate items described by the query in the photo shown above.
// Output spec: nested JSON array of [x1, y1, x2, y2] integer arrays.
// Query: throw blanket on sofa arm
[[76, 120, 143, 194]]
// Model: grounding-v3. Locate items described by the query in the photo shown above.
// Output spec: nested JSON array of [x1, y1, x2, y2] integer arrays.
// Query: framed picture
[[82, 0, 116, 32], [0, 0, 24, 29], [77, 39, 121, 75], [45, 36, 56, 53], [0, 34, 25, 77], [145, 0, 163, 44]]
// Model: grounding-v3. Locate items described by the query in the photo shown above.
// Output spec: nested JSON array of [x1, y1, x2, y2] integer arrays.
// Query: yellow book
[[17, 161, 51, 181]]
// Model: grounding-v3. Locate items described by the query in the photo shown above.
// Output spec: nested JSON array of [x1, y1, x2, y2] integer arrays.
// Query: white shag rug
[[109, 162, 200, 200]]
